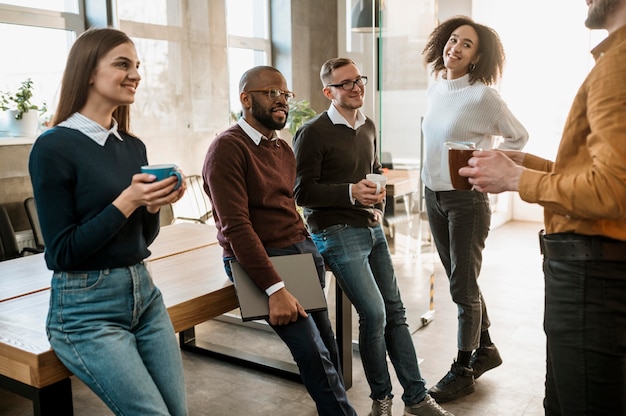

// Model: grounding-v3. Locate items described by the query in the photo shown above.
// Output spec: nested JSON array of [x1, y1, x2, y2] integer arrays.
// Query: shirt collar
[[327, 103, 366, 130], [238, 117, 278, 145], [591, 24, 626, 61], [58, 112, 123, 146]]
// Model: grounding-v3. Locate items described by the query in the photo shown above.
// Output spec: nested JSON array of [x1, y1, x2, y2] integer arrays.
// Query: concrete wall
[[0, 141, 34, 231], [0, 0, 338, 232]]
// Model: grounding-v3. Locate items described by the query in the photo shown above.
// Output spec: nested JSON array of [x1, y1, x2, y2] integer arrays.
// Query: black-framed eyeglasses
[[245, 88, 295, 101], [326, 76, 368, 91]]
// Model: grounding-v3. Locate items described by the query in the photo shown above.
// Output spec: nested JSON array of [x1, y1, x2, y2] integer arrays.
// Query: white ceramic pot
[[6, 110, 39, 137]]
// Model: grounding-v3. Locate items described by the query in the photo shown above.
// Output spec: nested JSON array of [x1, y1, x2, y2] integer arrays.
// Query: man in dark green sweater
[[293, 58, 453, 416]]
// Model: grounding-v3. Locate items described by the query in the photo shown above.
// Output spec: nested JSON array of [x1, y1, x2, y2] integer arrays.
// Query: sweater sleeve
[[202, 131, 283, 291], [29, 129, 152, 271], [486, 87, 529, 151]]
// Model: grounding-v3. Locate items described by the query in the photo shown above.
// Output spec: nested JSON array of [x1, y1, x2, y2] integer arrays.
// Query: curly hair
[[422, 16, 505, 86]]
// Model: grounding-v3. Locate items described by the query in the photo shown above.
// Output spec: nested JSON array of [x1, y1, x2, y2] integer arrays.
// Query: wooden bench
[[0, 223, 353, 415]]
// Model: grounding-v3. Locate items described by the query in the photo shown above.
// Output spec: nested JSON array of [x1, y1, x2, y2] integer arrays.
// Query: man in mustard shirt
[[459, 1, 626, 415]]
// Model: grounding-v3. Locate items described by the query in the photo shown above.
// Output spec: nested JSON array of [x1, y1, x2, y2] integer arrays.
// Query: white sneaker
[[404, 394, 454, 416], [369, 395, 393, 416]]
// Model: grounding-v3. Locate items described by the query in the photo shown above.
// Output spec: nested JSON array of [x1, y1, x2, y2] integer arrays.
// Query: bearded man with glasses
[[293, 57, 454, 416], [202, 66, 356, 416]]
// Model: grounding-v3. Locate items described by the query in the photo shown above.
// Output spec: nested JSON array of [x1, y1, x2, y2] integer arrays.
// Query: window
[[117, 0, 181, 26], [1, 0, 78, 13], [226, 0, 271, 118], [118, 0, 186, 135], [0, 2, 83, 135]]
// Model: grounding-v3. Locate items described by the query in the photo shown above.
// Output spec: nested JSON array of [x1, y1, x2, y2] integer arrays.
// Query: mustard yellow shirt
[[519, 25, 626, 241]]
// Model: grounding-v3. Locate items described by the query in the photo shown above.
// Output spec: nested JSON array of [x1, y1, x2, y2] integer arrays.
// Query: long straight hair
[[53, 28, 135, 133]]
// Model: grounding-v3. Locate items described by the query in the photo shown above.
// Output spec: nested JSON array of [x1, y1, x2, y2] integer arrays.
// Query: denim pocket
[[315, 223, 349, 239], [54, 270, 106, 292]]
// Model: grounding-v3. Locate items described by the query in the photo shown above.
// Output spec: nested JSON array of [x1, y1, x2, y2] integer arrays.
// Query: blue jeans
[[312, 223, 427, 405], [543, 258, 626, 415], [425, 187, 491, 351], [223, 239, 357, 416], [47, 263, 188, 416]]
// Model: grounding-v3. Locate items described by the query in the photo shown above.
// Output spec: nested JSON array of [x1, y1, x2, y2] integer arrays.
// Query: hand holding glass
[[445, 142, 477, 190]]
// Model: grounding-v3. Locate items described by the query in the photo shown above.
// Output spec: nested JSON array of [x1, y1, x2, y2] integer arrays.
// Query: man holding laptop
[[201, 65, 356, 416]]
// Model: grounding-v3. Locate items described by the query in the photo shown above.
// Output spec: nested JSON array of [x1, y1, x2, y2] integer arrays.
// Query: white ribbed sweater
[[421, 74, 528, 191]]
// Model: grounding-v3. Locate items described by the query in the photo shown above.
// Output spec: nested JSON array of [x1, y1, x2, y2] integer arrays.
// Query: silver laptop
[[230, 253, 328, 321]]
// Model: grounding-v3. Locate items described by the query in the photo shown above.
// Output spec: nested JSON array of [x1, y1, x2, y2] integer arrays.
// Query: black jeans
[[543, 258, 626, 415], [425, 187, 491, 351]]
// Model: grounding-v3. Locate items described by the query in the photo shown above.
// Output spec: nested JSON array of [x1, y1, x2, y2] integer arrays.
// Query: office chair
[[24, 197, 45, 251], [171, 175, 213, 224], [0, 205, 43, 261]]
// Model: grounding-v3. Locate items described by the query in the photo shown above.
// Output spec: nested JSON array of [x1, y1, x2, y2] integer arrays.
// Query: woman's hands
[[114, 170, 187, 217]]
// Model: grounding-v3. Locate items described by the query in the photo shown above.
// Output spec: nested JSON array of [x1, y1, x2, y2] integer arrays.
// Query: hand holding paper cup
[[444, 142, 477, 190], [141, 164, 183, 190], [366, 173, 387, 195]]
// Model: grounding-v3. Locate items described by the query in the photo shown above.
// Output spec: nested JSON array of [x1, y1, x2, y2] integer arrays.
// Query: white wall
[[472, 0, 605, 221]]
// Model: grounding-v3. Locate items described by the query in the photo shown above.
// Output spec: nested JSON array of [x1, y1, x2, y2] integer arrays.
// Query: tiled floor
[[1, 218, 547, 415]]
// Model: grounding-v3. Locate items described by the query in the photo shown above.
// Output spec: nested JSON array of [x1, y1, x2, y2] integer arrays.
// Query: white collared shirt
[[327, 103, 366, 130], [58, 112, 123, 146], [238, 117, 278, 145]]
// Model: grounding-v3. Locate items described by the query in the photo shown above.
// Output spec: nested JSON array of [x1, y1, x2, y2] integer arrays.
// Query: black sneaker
[[427, 362, 475, 403], [470, 344, 503, 379]]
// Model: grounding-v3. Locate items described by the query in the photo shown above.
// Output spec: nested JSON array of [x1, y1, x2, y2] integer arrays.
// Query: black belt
[[539, 230, 626, 262]]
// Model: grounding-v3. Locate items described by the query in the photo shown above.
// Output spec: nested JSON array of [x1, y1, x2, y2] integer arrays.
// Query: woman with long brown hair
[[29, 27, 188, 415]]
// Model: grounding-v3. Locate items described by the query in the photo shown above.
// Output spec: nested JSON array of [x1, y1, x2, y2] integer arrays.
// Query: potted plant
[[0, 78, 47, 137], [287, 99, 317, 136]]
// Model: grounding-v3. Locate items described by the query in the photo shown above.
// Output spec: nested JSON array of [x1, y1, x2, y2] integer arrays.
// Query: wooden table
[[382, 169, 421, 238], [0, 222, 354, 414], [384, 168, 420, 201], [147, 222, 218, 261], [0, 222, 218, 304]]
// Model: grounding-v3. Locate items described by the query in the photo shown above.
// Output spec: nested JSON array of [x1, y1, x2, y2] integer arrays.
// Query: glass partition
[[344, 0, 436, 168]]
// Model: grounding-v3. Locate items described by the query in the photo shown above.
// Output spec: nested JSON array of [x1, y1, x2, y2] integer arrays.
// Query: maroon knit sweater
[[202, 124, 309, 290]]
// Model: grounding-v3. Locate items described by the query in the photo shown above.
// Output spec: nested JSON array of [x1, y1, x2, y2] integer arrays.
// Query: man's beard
[[585, 0, 619, 29], [250, 95, 287, 131]]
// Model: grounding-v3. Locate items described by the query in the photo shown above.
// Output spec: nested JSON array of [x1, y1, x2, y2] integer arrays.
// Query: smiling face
[[241, 69, 289, 136], [442, 24, 480, 80], [323, 63, 365, 111], [88, 42, 141, 110]]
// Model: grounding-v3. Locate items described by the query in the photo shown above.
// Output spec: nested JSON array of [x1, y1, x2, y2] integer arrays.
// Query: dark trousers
[[224, 239, 356, 416], [543, 258, 626, 415]]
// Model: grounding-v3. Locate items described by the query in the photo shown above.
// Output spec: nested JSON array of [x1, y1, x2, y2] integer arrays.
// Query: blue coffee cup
[[141, 164, 182, 190]]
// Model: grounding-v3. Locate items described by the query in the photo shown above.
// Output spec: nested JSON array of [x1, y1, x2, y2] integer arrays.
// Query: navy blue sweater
[[29, 127, 160, 271]]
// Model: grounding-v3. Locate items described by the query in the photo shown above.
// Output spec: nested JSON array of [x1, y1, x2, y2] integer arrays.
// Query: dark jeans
[[425, 187, 491, 351], [224, 239, 356, 416], [543, 258, 626, 415]]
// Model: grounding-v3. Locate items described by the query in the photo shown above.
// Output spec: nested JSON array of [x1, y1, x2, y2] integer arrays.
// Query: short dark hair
[[319, 58, 356, 86], [239, 66, 282, 92], [422, 16, 505, 86]]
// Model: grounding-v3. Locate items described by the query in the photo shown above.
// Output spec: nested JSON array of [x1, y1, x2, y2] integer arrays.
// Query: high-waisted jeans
[[47, 262, 188, 416], [312, 223, 427, 405], [543, 258, 626, 415], [425, 187, 491, 351]]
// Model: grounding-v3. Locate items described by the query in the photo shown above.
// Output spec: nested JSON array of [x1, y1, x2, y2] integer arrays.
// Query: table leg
[[335, 285, 353, 389], [0, 374, 73, 416]]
